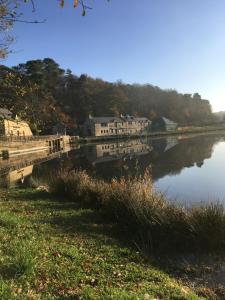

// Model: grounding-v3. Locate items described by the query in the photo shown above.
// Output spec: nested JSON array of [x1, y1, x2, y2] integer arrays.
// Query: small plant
[[8, 242, 36, 277], [0, 282, 14, 300], [0, 212, 19, 229]]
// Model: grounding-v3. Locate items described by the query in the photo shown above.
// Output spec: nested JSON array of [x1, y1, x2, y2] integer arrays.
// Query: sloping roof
[[161, 117, 177, 125], [90, 117, 122, 124], [89, 116, 151, 124], [134, 117, 150, 122], [0, 108, 12, 119]]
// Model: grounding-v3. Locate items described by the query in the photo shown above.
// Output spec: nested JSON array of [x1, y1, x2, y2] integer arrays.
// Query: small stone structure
[[0, 108, 33, 136], [83, 115, 152, 137], [1, 119, 33, 136]]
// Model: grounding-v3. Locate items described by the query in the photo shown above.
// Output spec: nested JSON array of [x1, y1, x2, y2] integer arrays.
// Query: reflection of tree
[[74, 135, 220, 181], [143, 135, 217, 180], [196, 161, 204, 168], [29, 134, 223, 183]]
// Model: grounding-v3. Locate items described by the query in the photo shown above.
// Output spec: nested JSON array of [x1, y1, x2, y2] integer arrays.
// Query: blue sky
[[3, 0, 225, 111]]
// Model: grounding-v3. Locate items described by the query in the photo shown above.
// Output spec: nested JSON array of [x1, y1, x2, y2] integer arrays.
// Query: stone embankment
[[0, 135, 70, 158]]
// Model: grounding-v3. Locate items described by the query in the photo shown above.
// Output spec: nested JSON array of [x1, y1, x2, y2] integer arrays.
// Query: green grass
[[0, 188, 206, 300]]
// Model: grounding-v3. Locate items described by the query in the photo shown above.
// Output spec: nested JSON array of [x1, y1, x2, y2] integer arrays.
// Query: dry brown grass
[[47, 170, 225, 254]]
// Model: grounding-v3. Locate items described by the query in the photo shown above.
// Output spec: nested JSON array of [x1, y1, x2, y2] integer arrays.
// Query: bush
[[46, 170, 225, 254]]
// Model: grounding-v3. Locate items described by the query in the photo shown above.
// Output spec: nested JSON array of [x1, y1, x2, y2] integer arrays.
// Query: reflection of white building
[[9, 166, 33, 184], [0, 165, 33, 187], [84, 136, 180, 165], [85, 139, 152, 164], [164, 137, 178, 152]]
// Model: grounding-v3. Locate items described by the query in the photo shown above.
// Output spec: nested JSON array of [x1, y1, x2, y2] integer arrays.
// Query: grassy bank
[[0, 189, 205, 300], [47, 171, 225, 254]]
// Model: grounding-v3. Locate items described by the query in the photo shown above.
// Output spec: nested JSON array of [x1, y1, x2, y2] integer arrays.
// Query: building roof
[[89, 117, 122, 124], [154, 117, 177, 125], [89, 115, 151, 124], [0, 108, 12, 119], [120, 115, 150, 122], [134, 117, 150, 122], [161, 117, 177, 125]]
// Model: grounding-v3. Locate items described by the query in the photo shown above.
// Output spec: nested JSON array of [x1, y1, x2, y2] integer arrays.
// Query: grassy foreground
[[0, 188, 205, 300]]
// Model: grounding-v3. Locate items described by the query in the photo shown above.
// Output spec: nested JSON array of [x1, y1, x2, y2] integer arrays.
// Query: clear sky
[[3, 0, 225, 111]]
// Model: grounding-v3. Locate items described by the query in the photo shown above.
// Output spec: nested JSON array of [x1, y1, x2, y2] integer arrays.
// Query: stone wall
[[0, 135, 71, 158]]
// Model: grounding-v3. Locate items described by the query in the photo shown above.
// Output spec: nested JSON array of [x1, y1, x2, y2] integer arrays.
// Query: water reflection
[[0, 144, 75, 187], [1, 133, 225, 202], [84, 139, 153, 164], [67, 135, 218, 181]]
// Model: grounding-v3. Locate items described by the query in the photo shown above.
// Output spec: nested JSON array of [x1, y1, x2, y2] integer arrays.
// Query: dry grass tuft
[[47, 170, 225, 254]]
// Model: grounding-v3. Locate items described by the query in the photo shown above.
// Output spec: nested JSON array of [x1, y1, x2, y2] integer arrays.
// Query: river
[[1, 132, 225, 204]]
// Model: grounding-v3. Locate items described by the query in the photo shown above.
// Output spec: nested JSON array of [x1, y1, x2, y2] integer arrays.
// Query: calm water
[[1, 132, 225, 204]]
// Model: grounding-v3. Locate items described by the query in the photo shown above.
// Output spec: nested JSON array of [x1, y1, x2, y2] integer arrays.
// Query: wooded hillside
[[0, 58, 214, 134]]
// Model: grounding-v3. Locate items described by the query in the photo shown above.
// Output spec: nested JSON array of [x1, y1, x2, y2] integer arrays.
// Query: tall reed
[[47, 170, 225, 254]]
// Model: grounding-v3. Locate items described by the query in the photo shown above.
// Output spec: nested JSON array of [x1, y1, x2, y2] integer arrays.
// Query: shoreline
[[76, 124, 225, 144]]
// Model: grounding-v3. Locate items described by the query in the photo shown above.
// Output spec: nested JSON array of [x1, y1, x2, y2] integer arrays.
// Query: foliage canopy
[[0, 58, 214, 134]]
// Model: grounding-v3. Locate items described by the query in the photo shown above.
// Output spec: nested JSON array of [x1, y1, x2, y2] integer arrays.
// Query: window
[[101, 123, 108, 127]]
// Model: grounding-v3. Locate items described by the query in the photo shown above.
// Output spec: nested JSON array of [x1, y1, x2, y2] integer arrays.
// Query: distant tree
[[13, 58, 65, 91], [193, 93, 202, 100], [0, 66, 72, 133], [0, 58, 214, 133]]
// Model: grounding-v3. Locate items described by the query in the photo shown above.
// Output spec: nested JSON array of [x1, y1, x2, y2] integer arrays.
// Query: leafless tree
[[0, 0, 103, 58]]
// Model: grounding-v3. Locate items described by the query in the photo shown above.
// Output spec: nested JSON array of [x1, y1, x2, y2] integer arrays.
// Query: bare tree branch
[[0, 0, 106, 58]]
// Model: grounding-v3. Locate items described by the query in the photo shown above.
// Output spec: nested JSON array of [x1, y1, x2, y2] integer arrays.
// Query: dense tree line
[[0, 58, 214, 134]]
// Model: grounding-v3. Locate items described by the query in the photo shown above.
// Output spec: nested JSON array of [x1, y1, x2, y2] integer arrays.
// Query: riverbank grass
[[0, 188, 203, 300], [47, 170, 225, 254]]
